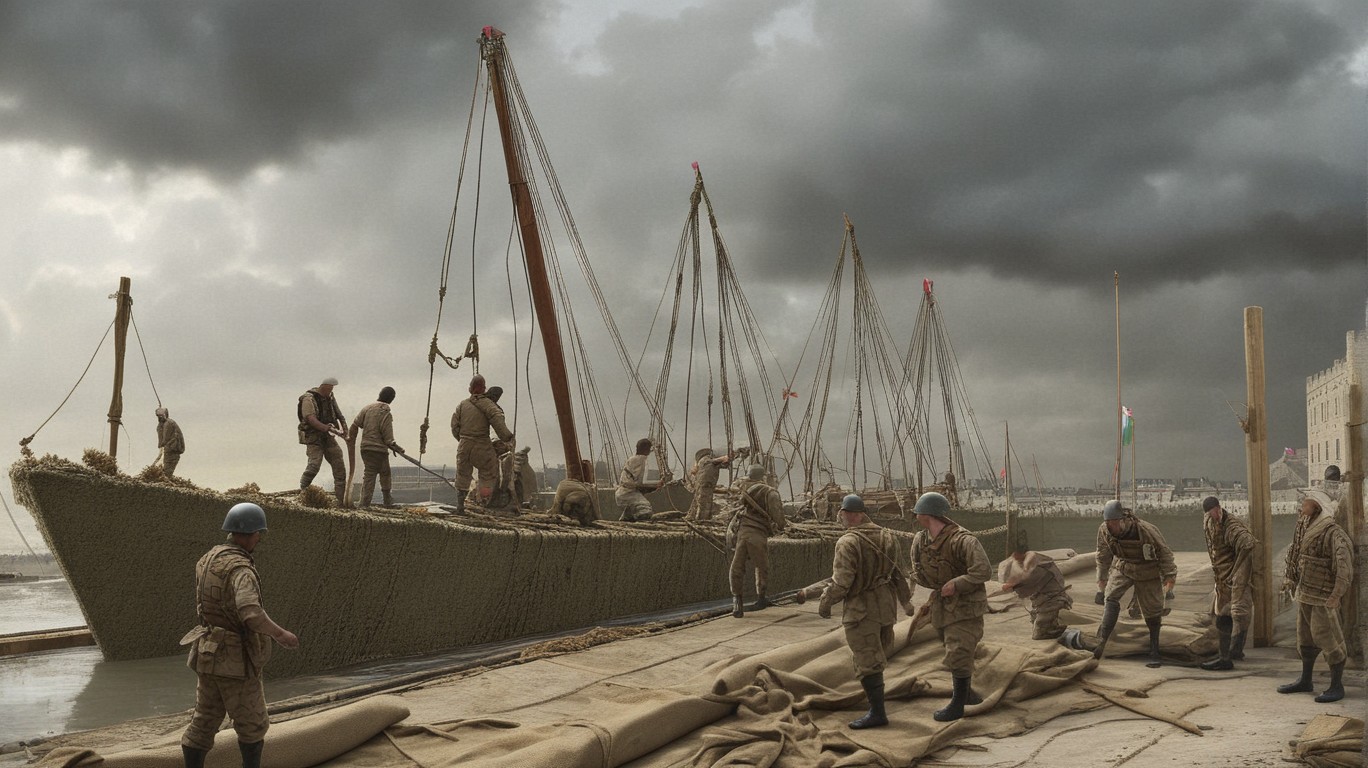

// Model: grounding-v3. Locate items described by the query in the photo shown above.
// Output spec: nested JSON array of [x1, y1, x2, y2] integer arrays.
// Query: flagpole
[[1130, 419, 1137, 510], [1113, 272, 1122, 500]]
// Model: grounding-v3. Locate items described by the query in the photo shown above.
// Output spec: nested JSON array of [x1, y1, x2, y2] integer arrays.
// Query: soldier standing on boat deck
[[1091, 500, 1176, 667], [615, 438, 658, 522], [909, 491, 991, 722], [156, 407, 186, 477], [1277, 489, 1354, 702], [297, 377, 348, 504], [728, 465, 788, 618], [818, 494, 913, 730], [688, 448, 730, 521], [999, 542, 1073, 641], [451, 374, 513, 512], [180, 502, 299, 768], [349, 387, 404, 508], [1199, 496, 1256, 671]]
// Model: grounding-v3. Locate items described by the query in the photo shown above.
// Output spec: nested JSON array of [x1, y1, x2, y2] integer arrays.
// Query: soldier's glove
[[817, 603, 832, 619], [1094, 591, 1105, 605], [794, 590, 806, 604], [1165, 590, 1175, 600]]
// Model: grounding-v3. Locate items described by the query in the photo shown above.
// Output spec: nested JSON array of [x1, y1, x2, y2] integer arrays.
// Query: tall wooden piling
[[1243, 307, 1273, 647], [106, 276, 132, 461]]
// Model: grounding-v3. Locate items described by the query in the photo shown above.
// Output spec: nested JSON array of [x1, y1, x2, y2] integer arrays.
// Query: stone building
[[1305, 310, 1368, 487]]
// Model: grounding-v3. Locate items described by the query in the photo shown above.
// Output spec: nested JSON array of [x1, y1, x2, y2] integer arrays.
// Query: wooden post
[[1243, 307, 1273, 647], [106, 276, 132, 461], [1004, 422, 1016, 559], [1342, 382, 1364, 660]]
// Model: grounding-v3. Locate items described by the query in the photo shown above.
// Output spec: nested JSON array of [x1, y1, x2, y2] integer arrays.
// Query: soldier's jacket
[[998, 551, 1071, 608], [157, 418, 185, 454], [1292, 512, 1354, 607], [696, 455, 722, 486], [551, 479, 598, 524], [299, 388, 344, 444], [820, 521, 912, 626], [1204, 511, 1256, 595], [451, 394, 513, 443], [911, 522, 991, 624], [180, 543, 271, 679], [353, 401, 398, 453], [618, 454, 648, 493], [1096, 517, 1176, 583], [736, 479, 786, 536]]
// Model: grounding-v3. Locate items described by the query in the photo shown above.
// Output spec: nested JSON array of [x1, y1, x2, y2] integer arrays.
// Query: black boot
[[1144, 616, 1163, 668], [1277, 646, 1320, 693], [239, 740, 263, 768], [382, 489, 395, 508], [934, 675, 972, 722], [182, 745, 207, 768], [1230, 629, 1247, 661], [1315, 662, 1345, 703], [750, 593, 770, 611], [1201, 616, 1233, 670], [731, 595, 744, 619], [1092, 600, 1120, 660], [849, 672, 888, 729]]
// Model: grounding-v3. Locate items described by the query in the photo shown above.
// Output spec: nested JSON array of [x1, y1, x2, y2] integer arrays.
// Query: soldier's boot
[[934, 675, 972, 722], [1201, 616, 1234, 670], [965, 685, 984, 706], [453, 490, 467, 514], [239, 740, 263, 768], [1277, 646, 1320, 693], [182, 745, 208, 768], [334, 482, 348, 507], [1092, 600, 1121, 660], [1144, 617, 1163, 668], [731, 595, 744, 619], [750, 593, 770, 611], [1230, 629, 1248, 661], [382, 489, 395, 508], [1315, 662, 1345, 703], [849, 672, 888, 729]]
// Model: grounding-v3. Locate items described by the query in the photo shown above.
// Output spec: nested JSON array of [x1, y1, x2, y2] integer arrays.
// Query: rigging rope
[[19, 319, 114, 450], [129, 312, 162, 408]]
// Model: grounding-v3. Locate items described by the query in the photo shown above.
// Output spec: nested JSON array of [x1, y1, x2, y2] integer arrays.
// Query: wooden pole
[[1243, 307, 1273, 648], [1113, 272, 1122, 500], [106, 276, 132, 460], [1130, 418, 1138, 510], [1341, 382, 1363, 660], [1005, 422, 1016, 558], [480, 29, 584, 481]]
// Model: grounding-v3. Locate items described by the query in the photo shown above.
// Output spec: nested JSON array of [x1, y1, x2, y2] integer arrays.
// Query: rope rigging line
[[129, 312, 163, 408], [19, 319, 114, 450], [0, 489, 49, 570]]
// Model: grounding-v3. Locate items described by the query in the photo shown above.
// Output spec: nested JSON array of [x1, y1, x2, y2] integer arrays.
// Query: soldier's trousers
[[615, 489, 653, 521], [1296, 602, 1347, 665], [181, 672, 268, 750], [729, 527, 770, 596], [935, 615, 984, 678], [360, 449, 392, 506], [301, 436, 345, 489], [843, 615, 895, 678], [163, 451, 181, 478], [1104, 571, 1165, 619], [1029, 594, 1071, 640], [1212, 582, 1253, 635], [693, 485, 717, 521], [456, 438, 499, 495]]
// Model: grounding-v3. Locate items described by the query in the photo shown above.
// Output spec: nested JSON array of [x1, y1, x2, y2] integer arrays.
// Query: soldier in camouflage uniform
[[451, 374, 513, 512], [1277, 489, 1354, 703], [728, 465, 788, 618], [909, 491, 991, 722], [688, 448, 730, 521], [1092, 500, 1176, 667], [818, 494, 913, 729], [348, 387, 404, 508], [1199, 496, 1256, 671], [298, 377, 348, 504], [999, 542, 1073, 640], [156, 407, 186, 477], [615, 438, 657, 522], [180, 503, 299, 768]]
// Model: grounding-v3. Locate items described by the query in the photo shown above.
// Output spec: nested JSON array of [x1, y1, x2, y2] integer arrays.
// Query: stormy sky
[[2, 0, 1366, 549]]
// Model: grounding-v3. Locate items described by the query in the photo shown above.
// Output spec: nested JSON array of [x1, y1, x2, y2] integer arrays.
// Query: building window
[[1336, 439, 1340, 461]]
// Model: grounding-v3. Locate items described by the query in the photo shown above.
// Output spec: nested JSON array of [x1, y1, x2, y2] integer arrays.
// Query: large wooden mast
[[479, 27, 585, 481], [107, 276, 132, 460]]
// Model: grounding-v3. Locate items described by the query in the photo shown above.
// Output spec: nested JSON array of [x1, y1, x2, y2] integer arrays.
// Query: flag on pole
[[1000, 467, 1007, 480], [1121, 406, 1135, 446], [1284, 447, 1295, 458]]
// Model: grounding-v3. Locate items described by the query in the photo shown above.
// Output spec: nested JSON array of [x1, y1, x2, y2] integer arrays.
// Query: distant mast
[[107, 276, 132, 461], [479, 27, 586, 480]]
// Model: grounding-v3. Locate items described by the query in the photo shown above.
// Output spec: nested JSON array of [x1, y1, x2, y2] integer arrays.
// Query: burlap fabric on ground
[[34, 696, 409, 767], [1293, 715, 1365, 768]]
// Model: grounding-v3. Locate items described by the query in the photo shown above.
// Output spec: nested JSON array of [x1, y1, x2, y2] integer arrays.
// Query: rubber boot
[[1230, 629, 1247, 661], [934, 675, 971, 722], [1144, 616, 1163, 668], [453, 492, 467, 514], [732, 595, 744, 619], [750, 593, 770, 611], [382, 489, 395, 508], [239, 740, 263, 768], [1092, 600, 1120, 660], [1315, 662, 1345, 703], [1201, 616, 1234, 670], [334, 482, 347, 507], [182, 745, 207, 768], [849, 672, 888, 729], [1277, 646, 1320, 693]]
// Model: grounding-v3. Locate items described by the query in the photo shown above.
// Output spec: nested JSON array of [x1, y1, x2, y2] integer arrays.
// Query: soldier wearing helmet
[[1198, 496, 1257, 671], [817, 494, 913, 730], [727, 464, 787, 618], [450, 374, 514, 512], [297, 377, 348, 504], [180, 503, 299, 768], [156, 407, 186, 477], [909, 491, 991, 722], [1276, 488, 1353, 703], [687, 447, 731, 521], [1092, 500, 1176, 667]]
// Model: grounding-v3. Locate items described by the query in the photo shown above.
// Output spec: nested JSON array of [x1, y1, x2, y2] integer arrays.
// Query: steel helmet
[[840, 494, 865, 513], [748, 464, 765, 481], [1102, 500, 1126, 520], [222, 502, 268, 534], [913, 491, 950, 517]]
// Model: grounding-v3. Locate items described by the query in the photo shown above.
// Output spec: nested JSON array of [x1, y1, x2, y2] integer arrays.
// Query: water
[[0, 578, 85, 635]]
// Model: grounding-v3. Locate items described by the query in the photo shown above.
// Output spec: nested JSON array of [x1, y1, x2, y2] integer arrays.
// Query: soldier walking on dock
[[1199, 496, 1256, 671], [1092, 500, 1175, 667], [728, 465, 787, 617], [1277, 489, 1353, 702]]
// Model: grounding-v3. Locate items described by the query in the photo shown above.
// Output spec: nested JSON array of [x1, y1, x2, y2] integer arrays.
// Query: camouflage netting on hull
[[9, 458, 839, 678]]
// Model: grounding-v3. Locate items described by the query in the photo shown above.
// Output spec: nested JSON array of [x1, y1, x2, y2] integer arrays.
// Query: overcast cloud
[[1, 0, 1365, 550]]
